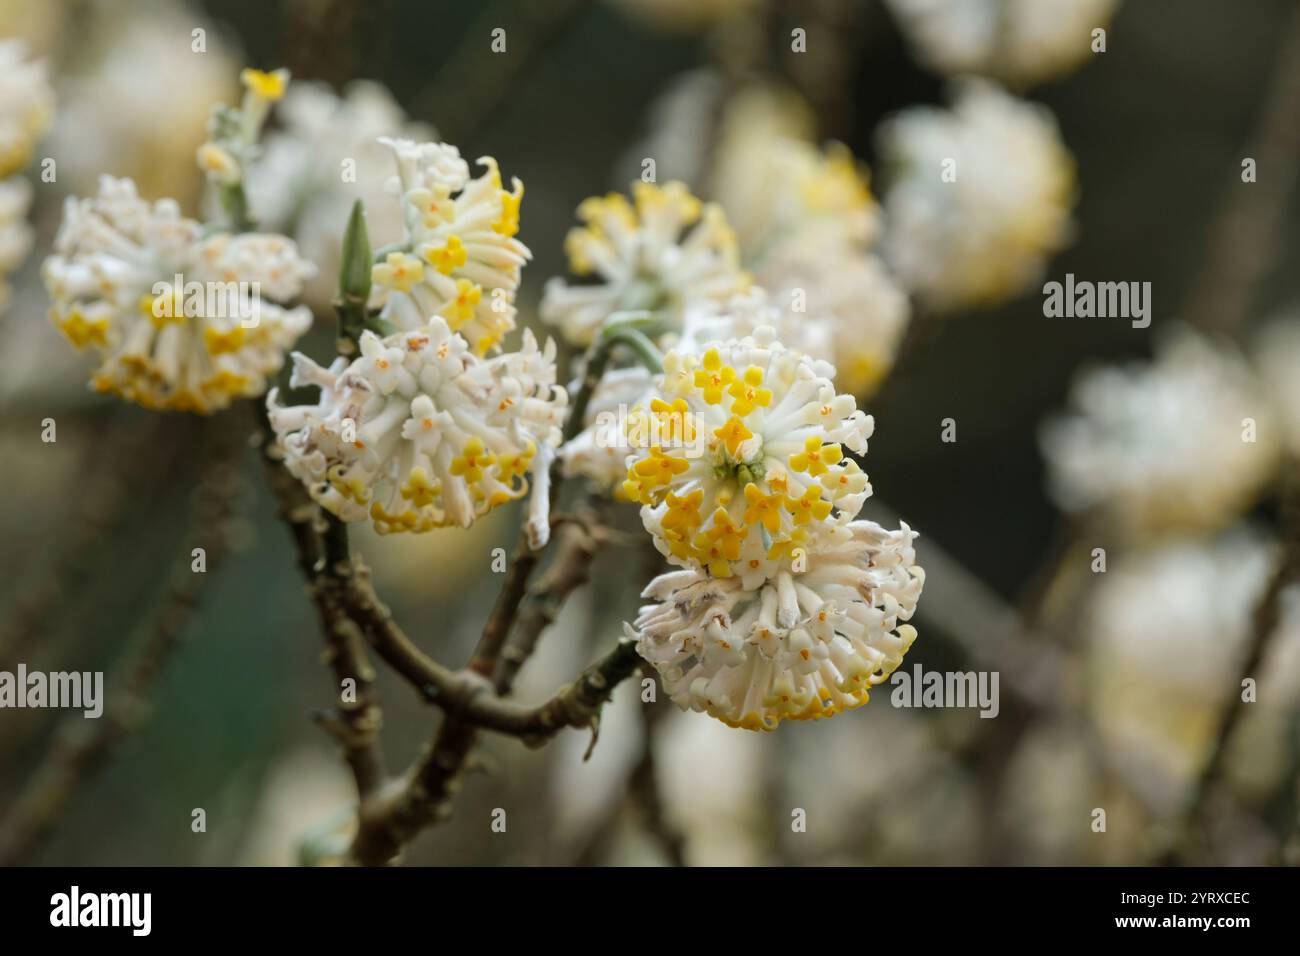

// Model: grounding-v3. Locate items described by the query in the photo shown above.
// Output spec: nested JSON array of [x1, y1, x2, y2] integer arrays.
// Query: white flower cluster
[[0, 40, 53, 312], [43, 176, 314, 412], [630, 518, 922, 730], [268, 318, 566, 542], [712, 108, 911, 396], [622, 327, 876, 581], [1041, 327, 1279, 537], [1086, 530, 1276, 787], [886, 0, 1120, 87], [369, 138, 529, 357], [540, 180, 751, 346], [246, 80, 433, 308], [0, 39, 54, 181], [878, 80, 1075, 312]]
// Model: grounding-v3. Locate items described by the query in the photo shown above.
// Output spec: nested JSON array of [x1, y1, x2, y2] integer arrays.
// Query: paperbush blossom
[[628, 518, 922, 730], [885, 0, 1119, 87], [246, 80, 433, 308], [878, 80, 1075, 312], [51, 10, 236, 200], [370, 138, 529, 356], [42, 176, 314, 412], [710, 89, 910, 395], [0, 40, 54, 180], [1086, 530, 1274, 786], [267, 318, 567, 544], [540, 180, 750, 346], [622, 326, 875, 585], [1040, 327, 1279, 537]]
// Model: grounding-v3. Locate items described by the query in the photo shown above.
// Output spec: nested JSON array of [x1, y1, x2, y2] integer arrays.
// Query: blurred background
[[1, 0, 1299, 866]]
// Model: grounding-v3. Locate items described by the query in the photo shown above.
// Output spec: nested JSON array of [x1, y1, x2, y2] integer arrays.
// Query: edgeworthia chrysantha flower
[[267, 317, 567, 544], [885, 0, 1119, 87], [622, 326, 875, 586], [878, 80, 1075, 312], [709, 89, 910, 395], [245, 80, 433, 309], [540, 180, 751, 347], [628, 518, 923, 730], [42, 176, 314, 412], [0, 39, 54, 180], [370, 138, 529, 356], [1040, 327, 1279, 538]]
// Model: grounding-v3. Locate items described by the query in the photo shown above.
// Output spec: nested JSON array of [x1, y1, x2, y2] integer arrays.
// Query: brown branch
[[1164, 460, 1300, 863], [253, 402, 386, 800]]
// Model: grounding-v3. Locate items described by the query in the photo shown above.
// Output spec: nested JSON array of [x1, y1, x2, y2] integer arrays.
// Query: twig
[[253, 402, 386, 799], [1164, 460, 1300, 863]]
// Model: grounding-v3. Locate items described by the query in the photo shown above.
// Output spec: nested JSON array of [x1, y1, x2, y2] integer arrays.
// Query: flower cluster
[[268, 318, 566, 541], [0, 40, 54, 180], [0, 40, 53, 312], [246, 80, 433, 308], [370, 138, 529, 356], [628, 519, 922, 730], [1040, 327, 1279, 537], [885, 0, 1119, 87], [42, 176, 314, 412], [878, 80, 1075, 312], [540, 180, 751, 346], [709, 87, 910, 395], [622, 327, 875, 585]]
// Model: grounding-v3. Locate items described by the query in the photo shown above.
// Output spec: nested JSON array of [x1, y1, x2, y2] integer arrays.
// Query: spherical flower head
[[715, 130, 880, 258], [268, 318, 568, 539], [1085, 529, 1274, 785], [0, 40, 54, 179], [878, 80, 1075, 312], [371, 138, 529, 357], [622, 326, 875, 585], [0, 177, 34, 313], [540, 180, 751, 347], [628, 518, 923, 730], [885, 0, 1119, 87], [42, 176, 315, 413], [1041, 327, 1280, 538], [245, 81, 434, 309]]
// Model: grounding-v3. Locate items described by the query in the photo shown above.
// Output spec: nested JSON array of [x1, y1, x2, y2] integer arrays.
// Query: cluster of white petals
[[246, 80, 433, 308], [622, 326, 875, 585], [886, 0, 1119, 87], [710, 89, 910, 393], [1086, 531, 1274, 785], [540, 180, 750, 347], [1041, 327, 1279, 537], [0, 40, 54, 180], [878, 80, 1075, 312], [42, 176, 314, 412], [370, 138, 529, 356], [268, 318, 567, 542], [629, 519, 922, 730]]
